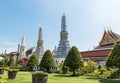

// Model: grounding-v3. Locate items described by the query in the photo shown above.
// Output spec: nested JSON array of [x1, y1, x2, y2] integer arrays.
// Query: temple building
[[26, 47, 36, 57], [81, 29, 120, 66], [36, 27, 44, 61], [26, 27, 44, 61], [54, 14, 70, 63]]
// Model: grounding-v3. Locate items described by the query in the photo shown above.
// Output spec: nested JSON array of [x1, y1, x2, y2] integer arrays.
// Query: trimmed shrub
[[26, 54, 39, 71], [63, 46, 84, 76], [7, 57, 14, 67], [40, 50, 56, 73]]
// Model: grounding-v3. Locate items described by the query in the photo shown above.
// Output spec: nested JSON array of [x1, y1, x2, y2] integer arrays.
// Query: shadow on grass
[[54, 74, 70, 77], [54, 74, 81, 78], [87, 77, 120, 83], [99, 78, 120, 83]]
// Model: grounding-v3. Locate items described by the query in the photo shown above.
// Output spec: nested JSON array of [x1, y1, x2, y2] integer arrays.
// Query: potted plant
[[32, 71, 48, 83], [0, 67, 4, 74], [7, 69, 19, 79]]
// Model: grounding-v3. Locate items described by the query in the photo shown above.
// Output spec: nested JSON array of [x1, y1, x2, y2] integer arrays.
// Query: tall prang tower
[[36, 27, 44, 61], [54, 14, 70, 63], [20, 36, 26, 58]]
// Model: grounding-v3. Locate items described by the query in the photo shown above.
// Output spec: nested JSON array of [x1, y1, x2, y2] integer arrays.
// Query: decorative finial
[[61, 13, 67, 31], [104, 26, 106, 32], [40, 25, 43, 28], [63, 12, 65, 16], [38, 26, 43, 40], [106, 25, 109, 32], [109, 26, 112, 32]]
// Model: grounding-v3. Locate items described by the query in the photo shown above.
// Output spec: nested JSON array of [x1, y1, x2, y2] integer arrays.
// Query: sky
[[0, 0, 120, 53]]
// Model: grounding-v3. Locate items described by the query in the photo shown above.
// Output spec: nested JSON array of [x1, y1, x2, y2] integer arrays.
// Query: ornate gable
[[100, 30, 116, 46]]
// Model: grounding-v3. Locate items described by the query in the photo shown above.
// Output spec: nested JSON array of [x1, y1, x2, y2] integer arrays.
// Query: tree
[[106, 39, 120, 68], [7, 57, 14, 67], [26, 54, 39, 71], [4, 57, 9, 66], [40, 50, 56, 73], [0, 54, 8, 66], [63, 46, 84, 76]]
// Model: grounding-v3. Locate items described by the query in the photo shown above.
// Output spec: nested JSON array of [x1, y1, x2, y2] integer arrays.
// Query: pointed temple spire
[[36, 26, 44, 60], [20, 36, 26, 58], [54, 14, 70, 63], [61, 13, 67, 32], [18, 44, 20, 53], [38, 27, 43, 41], [21, 36, 25, 46]]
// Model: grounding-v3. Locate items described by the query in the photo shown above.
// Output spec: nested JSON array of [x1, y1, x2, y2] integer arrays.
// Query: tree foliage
[[40, 50, 56, 72], [0, 54, 9, 66], [83, 59, 96, 73], [106, 40, 120, 68], [63, 46, 84, 76], [26, 54, 39, 71], [57, 62, 63, 73], [7, 57, 14, 67]]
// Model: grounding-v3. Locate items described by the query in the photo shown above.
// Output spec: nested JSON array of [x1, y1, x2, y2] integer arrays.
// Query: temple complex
[[81, 29, 120, 66]]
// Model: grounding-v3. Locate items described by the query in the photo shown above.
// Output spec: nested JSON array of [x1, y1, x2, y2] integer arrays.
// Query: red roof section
[[83, 57, 106, 61], [81, 49, 111, 57]]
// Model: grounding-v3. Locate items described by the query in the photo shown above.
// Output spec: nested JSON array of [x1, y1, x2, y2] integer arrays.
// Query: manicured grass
[[1, 71, 120, 83]]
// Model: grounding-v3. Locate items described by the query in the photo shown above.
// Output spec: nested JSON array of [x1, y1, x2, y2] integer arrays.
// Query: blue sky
[[0, 0, 120, 53]]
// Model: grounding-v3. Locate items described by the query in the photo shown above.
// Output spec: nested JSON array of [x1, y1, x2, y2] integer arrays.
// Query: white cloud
[[3, 41, 18, 46], [0, 47, 17, 54], [0, 41, 18, 54]]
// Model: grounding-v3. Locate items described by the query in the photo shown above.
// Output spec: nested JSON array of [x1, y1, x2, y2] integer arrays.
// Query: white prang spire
[[61, 13, 67, 32], [54, 14, 70, 63], [36, 26, 44, 61], [21, 36, 25, 46], [38, 27, 43, 41], [20, 36, 26, 58]]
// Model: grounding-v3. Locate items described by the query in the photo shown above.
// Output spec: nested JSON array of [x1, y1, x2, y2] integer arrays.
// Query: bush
[[83, 59, 97, 74], [57, 63, 63, 73], [7, 57, 14, 67], [93, 67, 111, 78], [76, 67, 85, 76], [109, 68, 120, 78], [0, 54, 9, 66], [32, 71, 48, 83], [9, 66, 21, 70], [26, 54, 39, 71], [7, 69, 19, 72], [20, 67, 27, 71], [93, 69, 101, 77], [62, 66, 69, 74], [32, 71, 48, 76]]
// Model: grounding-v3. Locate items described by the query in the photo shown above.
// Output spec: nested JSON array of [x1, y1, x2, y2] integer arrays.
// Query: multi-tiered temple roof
[[95, 29, 120, 50], [81, 29, 120, 65]]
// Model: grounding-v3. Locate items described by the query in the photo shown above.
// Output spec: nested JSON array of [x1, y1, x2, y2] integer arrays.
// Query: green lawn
[[1, 71, 120, 83]]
